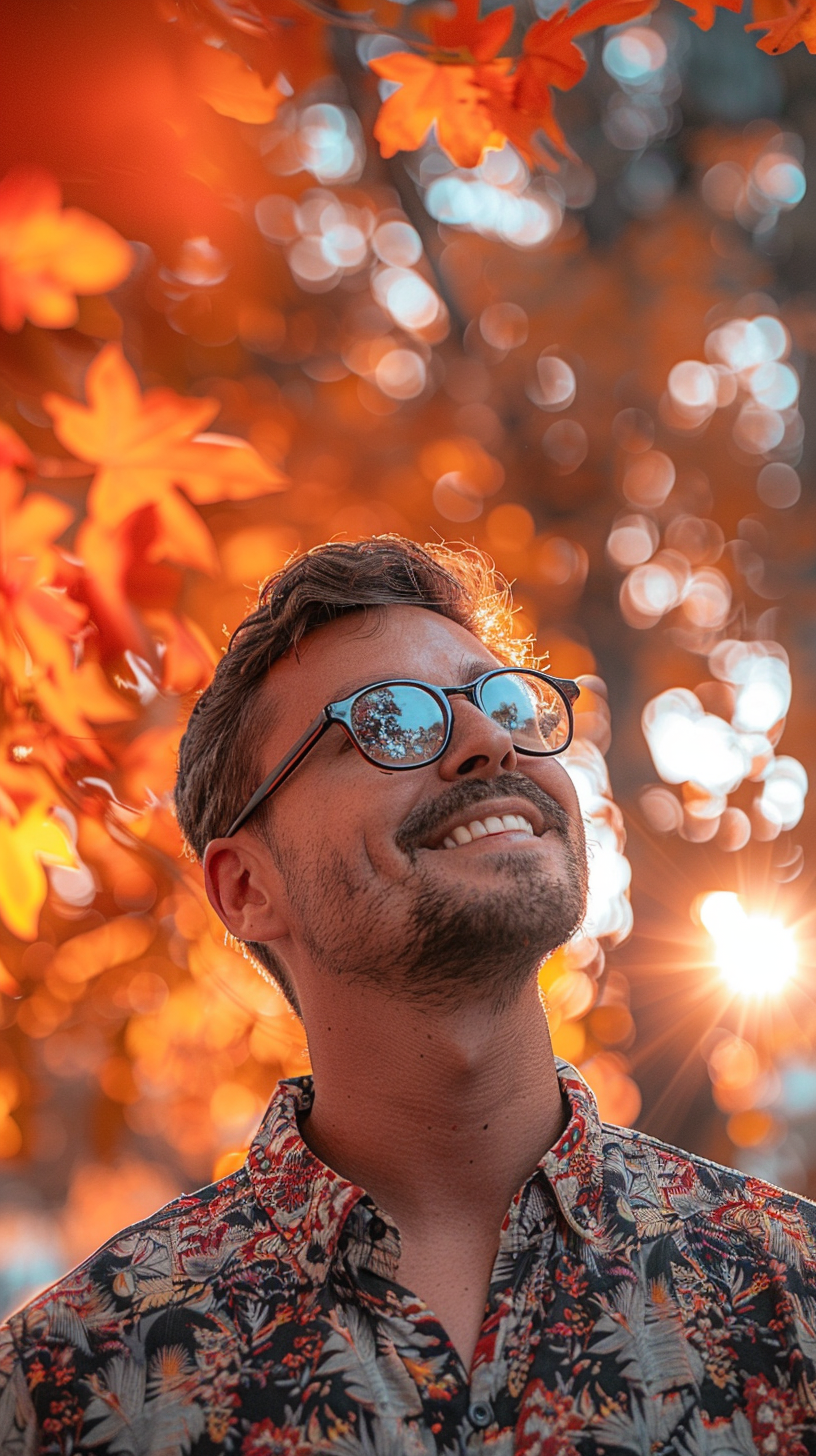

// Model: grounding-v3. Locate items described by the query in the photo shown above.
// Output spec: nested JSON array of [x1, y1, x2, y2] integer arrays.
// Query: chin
[[403, 856, 587, 1008]]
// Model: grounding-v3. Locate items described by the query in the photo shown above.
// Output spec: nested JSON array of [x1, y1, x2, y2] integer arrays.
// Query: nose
[[436, 692, 518, 781]]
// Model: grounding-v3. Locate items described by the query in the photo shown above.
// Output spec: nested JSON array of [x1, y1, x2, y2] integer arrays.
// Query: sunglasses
[[225, 668, 580, 838]]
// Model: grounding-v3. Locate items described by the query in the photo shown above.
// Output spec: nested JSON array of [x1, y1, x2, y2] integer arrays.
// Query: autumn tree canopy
[[0, 0, 814, 1306]]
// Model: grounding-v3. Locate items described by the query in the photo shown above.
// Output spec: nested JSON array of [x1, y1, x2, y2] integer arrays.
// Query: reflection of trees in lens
[[352, 687, 444, 763], [539, 709, 566, 746], [486, 674, 566, 748], [485, 674, 536, 737], [489, 698, 534, 733]]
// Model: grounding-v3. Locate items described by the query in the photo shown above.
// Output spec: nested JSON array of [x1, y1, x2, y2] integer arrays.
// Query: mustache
[[394, 771, 574, 854]]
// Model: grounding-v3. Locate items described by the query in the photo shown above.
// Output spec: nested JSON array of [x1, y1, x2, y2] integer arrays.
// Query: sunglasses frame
[[224, 668, 580, 838]]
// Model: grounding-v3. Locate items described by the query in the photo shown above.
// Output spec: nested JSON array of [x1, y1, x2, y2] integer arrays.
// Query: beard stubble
[[276, 772, 588, 1013]]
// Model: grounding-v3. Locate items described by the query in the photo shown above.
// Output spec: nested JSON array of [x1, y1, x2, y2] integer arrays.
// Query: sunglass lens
[[351, 685, 447, 766], [480, 672, 570, 752]]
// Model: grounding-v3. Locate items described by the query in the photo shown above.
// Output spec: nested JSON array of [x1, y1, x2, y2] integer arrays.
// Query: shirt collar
[[246, 1058, 612, 1282], [247, 1075, 367, 1283], [540, 1058, 610, 1244]]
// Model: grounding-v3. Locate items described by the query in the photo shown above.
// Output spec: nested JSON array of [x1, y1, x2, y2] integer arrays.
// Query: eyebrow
[[458, 655, 502, 683], [328, 658, 502, 704]]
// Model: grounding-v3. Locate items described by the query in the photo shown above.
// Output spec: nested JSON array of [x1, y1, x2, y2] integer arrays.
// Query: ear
[[203, 834, 289, 947]]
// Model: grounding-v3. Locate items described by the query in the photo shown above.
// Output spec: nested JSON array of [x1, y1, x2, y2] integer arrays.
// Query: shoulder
[[0, 1165, 286, 1449], [604, 1118, 816, 1267], [0, 1163, 271, 1374]]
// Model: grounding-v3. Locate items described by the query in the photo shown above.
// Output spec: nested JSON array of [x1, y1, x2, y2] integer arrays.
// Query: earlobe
[[203, 836, 289, 947]]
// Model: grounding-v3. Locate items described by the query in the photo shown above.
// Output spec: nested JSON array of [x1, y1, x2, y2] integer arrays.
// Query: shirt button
[[468, 1399, 493, 1429]]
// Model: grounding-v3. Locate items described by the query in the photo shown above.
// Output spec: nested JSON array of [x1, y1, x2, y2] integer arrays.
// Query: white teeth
[[440, 813, 536, 847]]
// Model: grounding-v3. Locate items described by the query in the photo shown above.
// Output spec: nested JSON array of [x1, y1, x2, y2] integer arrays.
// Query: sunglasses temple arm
[[224, 711, 331, 837]]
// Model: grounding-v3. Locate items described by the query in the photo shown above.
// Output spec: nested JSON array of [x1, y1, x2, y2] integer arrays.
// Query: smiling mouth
[[441, 812, 535, 848], [396, 772, 564, 858]]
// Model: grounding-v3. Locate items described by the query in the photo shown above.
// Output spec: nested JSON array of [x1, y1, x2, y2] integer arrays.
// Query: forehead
[[267, 605, 503, 710]]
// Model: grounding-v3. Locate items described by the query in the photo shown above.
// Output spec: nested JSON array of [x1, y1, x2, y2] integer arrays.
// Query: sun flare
[[699, 891, 798, 1000]]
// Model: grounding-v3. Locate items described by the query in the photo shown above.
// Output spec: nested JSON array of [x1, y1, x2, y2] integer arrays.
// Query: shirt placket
[[460, 1176, 559, 1452], [339, 1202, 497, 1449]]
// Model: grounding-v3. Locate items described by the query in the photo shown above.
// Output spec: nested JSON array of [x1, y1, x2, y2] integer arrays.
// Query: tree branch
[[203, 0, 437, 47], [330, 22, 469, 343]]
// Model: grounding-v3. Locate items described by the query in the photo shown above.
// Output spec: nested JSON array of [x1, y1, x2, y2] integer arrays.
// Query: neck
[[297, 972, 565, 1236]]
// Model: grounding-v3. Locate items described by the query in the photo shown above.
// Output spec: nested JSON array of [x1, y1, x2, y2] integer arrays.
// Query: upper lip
[[422, 798, 548, 849]]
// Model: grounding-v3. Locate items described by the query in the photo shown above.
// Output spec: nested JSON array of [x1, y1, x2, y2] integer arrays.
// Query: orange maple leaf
[[516, 0, 659, 103], [0, 421, 81, 675], [193, 43, 287, 123], [0, 801, 77, 940], [372, 0, 660, 166], [676, 0, 742, 29], [0, 168, 133, 333], [0, 424, 129, 755], [43, 343, 288, 576], [479, 65, 570, 165], [120, 723, 183, 804], [430, 0, 516, 61], [746, 0, 816, 49], [144, 610, 218, 695], [505, 0, 658, 159], [370, 52, 512, 167]]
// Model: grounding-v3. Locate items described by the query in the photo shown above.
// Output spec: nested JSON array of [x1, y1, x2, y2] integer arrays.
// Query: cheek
[[276, 767, 400, 870], [558, 768, 583, 825], [524, 759, 581, 818]]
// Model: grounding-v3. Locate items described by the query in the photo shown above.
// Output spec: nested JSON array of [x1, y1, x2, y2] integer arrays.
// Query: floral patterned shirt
[[3, 1060, 816, 1455]]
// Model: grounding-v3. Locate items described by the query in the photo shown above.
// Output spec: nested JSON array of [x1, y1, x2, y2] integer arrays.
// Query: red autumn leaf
[[120, 723, 183, 803], [370, 0, 657, 166], [676, 0, 742, 30], [72, 518, 148, 664], [479, 64, 571, 165], [370, 52, 511, 167], [0, 422, 127, 753], [431, 0, 516, 61], [43, 343, 288, 575], [0, 494, 130, 753], [505, 0, 658, 160], [144, 610, 219, 695], [749, 0, 792, 22], [0, 168, 133, 333], [746, 0, 816, 50], [516, 0, 659, 104]]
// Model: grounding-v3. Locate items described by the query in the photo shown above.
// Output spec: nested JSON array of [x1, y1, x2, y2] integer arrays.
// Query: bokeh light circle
[[757, 462, 801, 508], [372, 221, 422, 267], [536, 355, 577, 409], [374, 349, 426, 399]]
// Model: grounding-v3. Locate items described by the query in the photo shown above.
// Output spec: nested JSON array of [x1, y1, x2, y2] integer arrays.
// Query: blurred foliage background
[[1, 0, 816, 1316]]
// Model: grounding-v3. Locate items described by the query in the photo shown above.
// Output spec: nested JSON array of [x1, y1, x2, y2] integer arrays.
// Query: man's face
[[247, 605, 587, 1010]]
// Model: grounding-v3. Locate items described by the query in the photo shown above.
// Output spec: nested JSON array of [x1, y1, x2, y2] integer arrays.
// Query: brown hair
[[174, 535, 527, 1006]]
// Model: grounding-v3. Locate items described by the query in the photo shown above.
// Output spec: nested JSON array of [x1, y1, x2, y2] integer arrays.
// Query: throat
[[394, 1225, 500, 1376], [299, 979, 566, 1273]]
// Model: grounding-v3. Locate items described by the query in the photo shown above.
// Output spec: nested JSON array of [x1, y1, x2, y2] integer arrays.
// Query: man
[[2, 535, 816, 1455]]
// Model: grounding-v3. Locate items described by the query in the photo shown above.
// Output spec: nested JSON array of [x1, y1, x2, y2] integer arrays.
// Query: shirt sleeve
[[0, 1321, 39, 1456]]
